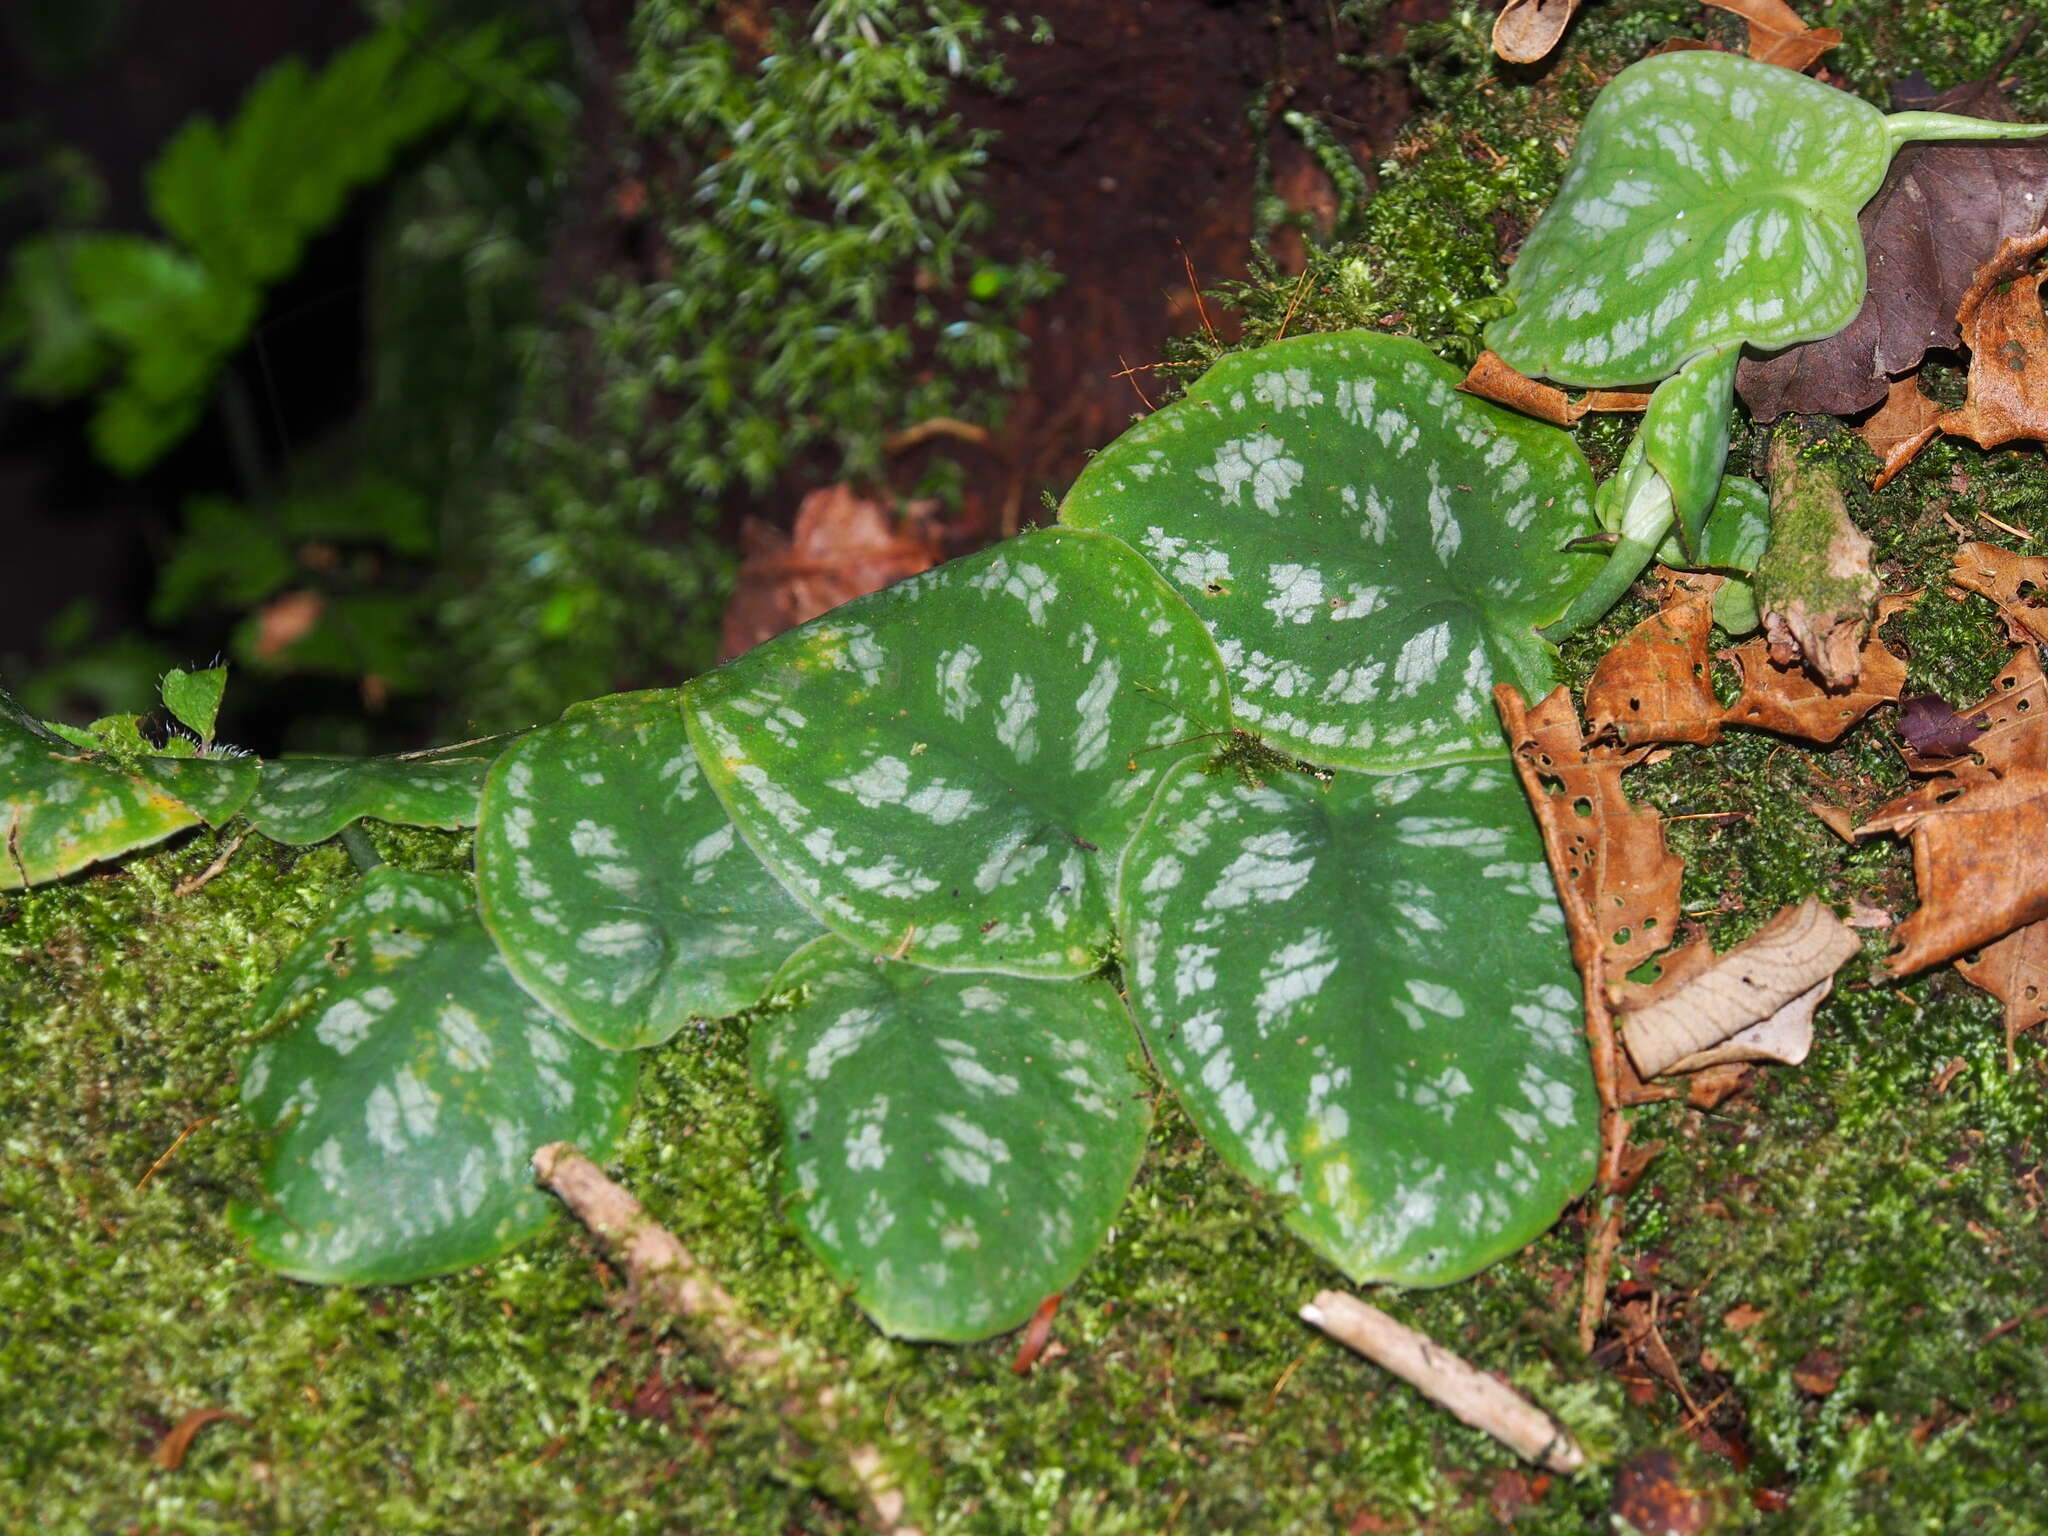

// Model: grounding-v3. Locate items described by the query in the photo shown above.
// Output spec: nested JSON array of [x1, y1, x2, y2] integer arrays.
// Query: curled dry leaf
[[1956, 919, 2048, 1064], [1459, 351, 1651, 426], [1860, 379, 1948, 489], [1869, 229, 2048, 483], [1856, 762, 2048, 976], [1491, 0, 1579, 66], [152, 1406, 242, 1470], [1704, 0, 1839, 72], [720, 483, 943, 661], [1742, 77, 2048, 422], [1720, 627, 1906, 743], [1615, 897, 1858, 1078], [1897, 645, 2048, 774], [1949, 541, 2048, 650], [1584, 573, 1725, 748]]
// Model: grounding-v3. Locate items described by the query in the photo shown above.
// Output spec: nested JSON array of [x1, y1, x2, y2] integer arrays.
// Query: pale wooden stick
[[1300, 1291, 1586, 1474], [534, 1143, 925, 1536]]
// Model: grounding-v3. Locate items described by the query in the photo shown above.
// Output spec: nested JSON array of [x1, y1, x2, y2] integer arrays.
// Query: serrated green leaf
[[246, 737, 521, 845], [1060, 332, 1596, 771], [1118, 759, 1597, 1286], [0, 715, 200, 889], [753, 937, 1150, 1340], [1487, 51, 2048, 388], [160, 665, 228, 743], [685, 527, 1232, 976], [476, 692, 822, 1049], [229, 868, 637, 1284]]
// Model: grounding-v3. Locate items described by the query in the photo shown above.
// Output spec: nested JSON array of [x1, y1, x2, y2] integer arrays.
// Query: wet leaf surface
[[0, 713, 201, 890], [245, 737, 522, 844]]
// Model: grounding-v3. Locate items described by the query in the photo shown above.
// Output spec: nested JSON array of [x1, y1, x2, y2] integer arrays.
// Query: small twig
[[1275, 265, 1315, 342], [1301, 1291, 1586, 1474], [1976, 508, 2035, 542], [1980, 1301, 2048, 1345], [533, 1144, 925, 1536], [1114, 354, 1156, 412], [1577, 1196, 1625, 1354], [1178, 241, 1219, 346], [1263, 1350, 1309, 1412], [174, 831, 249, 897], [136, 1117, 216, 1191], [883, 417, 994, 455]]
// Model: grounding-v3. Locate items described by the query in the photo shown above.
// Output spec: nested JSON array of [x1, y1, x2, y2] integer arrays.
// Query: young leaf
[[160, 665, 228, 744], [1485, 51, 2048, 389], [1118, 760, 1597, 1286], [685, 527, 1231, 977], [1060, 333, 1597, 770], [752, 937, 1150, 1340], [0, 714, 202, 889], [245, 737, 522, 845], [229, 869, 637, 1284], [476, 691, 822, 1049]]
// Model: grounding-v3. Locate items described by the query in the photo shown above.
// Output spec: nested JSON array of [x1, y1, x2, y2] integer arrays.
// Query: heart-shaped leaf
[[1059, 332, 1596, 771], [160, 665, 228, 744], [1118, 758, 1597, 1285], [476, 691, 822, 1049], [229, 868, 637, 1284], [246, 736, 522, 845], [753, 937, 1150, 1340], [685, 527, 1231, 977], [1, 714, 202, 890], [1486, 51, 2048, 388]]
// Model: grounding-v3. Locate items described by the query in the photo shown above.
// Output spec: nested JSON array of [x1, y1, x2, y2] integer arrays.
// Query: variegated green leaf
[[229, 868, 637, 1284], [1488, 51, 2048, 388], [246, 736, 522, 844], [132, 752, 261, 825], [753, 937, 1149, 1341], [685, 527, 1231, 977], [1118, 759, 1597, 1286], [1, 714, 201, 889], [1060, 332, 1596, 770], [476, 691, 822, 1050]]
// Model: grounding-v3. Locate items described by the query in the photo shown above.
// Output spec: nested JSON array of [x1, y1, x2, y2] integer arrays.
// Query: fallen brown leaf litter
[[1491, 0, 1835, 73]]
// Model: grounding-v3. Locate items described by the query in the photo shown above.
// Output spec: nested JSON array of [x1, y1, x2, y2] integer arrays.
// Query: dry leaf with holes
[[1949, 542, 2048, 650], [1957, 919, 2048, 1063], [1719, 629, 1906, 743], [1459, 351, 1652, 425], [1898, 646, 2048, 774], [1855, 762, 2048, 976], [1585, 573, 1725, 748], [1705, 0, 1839, 71], [1615, 897, 1858, 1078], [720, 484, 942, 660]]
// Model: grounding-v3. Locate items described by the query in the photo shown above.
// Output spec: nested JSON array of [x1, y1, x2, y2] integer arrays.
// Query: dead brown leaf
[[719, 484, 943, 661], [1949, 541, 2048, 650], [1704, 0, 1839, 71], [1931, 227, 2048, 454], [1585, 573, 1726, 747], [1860, 378, 1947, 490], [1793, 1347, 1843, 1396], [1720, 629, 1905, 742], [1898, 645, 2048, 773], [1956, 918, 2048, 1065], [1459, 350, 1650, 424], [1855, 762, 2048, 976], [152, 1406, 241, 1470], [253, 589, 323, 659], [1491, 0, 1579, 64], [1615, 897, 1858, 1078]]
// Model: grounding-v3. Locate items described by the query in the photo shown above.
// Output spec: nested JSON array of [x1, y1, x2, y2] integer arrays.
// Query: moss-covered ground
[[8, 1, 2048, 1530]]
